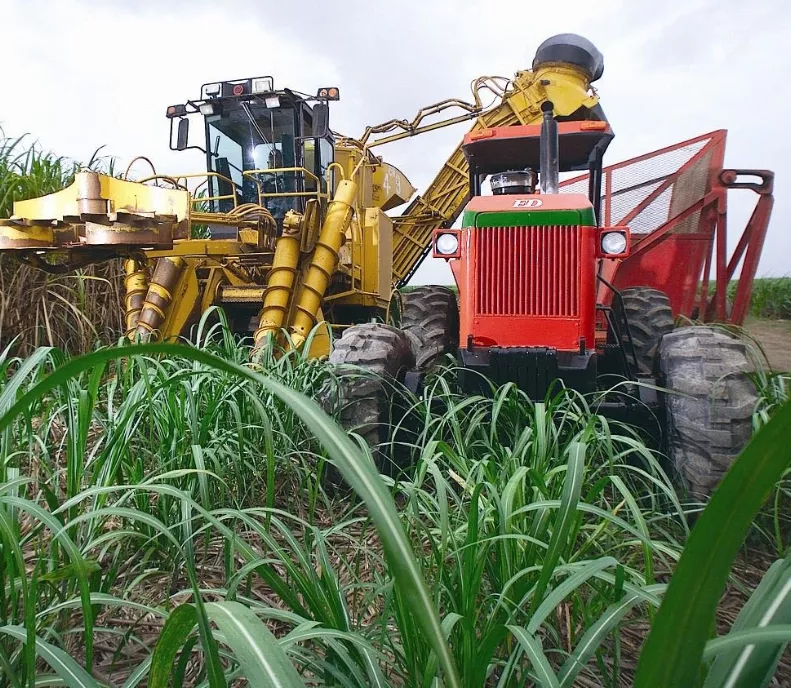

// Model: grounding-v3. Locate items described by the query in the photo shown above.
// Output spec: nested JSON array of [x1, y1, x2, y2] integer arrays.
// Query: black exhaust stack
[[539, 101, 559, 194]]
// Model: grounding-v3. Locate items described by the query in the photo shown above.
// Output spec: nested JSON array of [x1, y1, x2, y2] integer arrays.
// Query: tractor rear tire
[[621, 287, 675, 375], [325, 323, 415, 481], [659, 326, 758, 500], [401, 286, 459, 369]]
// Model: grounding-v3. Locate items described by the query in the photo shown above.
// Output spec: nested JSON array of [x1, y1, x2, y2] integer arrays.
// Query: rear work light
[[202, 83, 221, 99], [199, 102, 219, 116], [252, 76, 274, 94]]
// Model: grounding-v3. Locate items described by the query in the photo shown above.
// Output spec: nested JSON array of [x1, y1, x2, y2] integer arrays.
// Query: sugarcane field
[[1, 1, 790, 686]]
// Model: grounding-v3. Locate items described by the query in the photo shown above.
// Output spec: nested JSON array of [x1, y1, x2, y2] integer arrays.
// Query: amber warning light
[[470, 129, 496, 140], [166, 104, 187, 118], [317, 87, 340, 101]]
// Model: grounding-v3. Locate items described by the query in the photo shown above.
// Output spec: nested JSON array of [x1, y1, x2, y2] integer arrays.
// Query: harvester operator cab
[[165, 78, 339, 228]]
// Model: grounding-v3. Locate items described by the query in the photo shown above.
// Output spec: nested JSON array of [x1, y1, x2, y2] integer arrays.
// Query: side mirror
[[176, 118, 190, 151], [312, 104, 330, 138]]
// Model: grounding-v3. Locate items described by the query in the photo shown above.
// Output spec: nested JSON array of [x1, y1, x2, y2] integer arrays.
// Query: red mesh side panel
[[474, 226, 579, 317], [560, 131, 725, 238], [560, 131, 728, 319]]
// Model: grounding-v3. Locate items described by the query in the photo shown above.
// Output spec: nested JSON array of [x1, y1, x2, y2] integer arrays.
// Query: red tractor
[[330, 36, 774, 498]]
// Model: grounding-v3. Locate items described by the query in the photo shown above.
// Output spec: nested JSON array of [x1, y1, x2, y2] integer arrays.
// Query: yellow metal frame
[[242, 166, 328, 206], [138, 172, 247, 211], [2, 171, 192, 249]]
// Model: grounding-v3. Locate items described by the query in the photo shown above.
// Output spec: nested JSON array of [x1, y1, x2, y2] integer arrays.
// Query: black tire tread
[[401, 286, 459, 369], [659, 325, 758, 499], [326, 323, 415, 461], [622, 287, 675, 374]]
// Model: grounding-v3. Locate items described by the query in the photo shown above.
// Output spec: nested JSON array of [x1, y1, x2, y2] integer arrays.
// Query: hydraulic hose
[[123, 258, 148, 337], [134, 256, 185, 339], [289, 179, 357, 348]]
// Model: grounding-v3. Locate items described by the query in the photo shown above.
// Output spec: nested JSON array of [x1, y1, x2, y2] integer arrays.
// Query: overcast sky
[[3, 0, 788, 282]]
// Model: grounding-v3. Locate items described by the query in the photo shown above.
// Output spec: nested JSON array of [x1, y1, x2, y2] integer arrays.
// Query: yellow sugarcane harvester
[[0, 36, 604, 360]]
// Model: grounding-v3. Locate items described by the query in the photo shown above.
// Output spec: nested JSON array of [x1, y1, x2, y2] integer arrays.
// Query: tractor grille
[[474, 226, 580, 317]]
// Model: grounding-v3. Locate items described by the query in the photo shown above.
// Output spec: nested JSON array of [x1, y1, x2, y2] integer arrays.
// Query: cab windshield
[[206, 102, 298, 219]]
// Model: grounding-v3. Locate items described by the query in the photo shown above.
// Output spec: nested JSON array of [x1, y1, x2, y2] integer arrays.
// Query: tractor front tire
[[325, 323, 415, 481], [401, 286, 459, 369], [659, 326, 758, 500], [621, 287, 675, 375]]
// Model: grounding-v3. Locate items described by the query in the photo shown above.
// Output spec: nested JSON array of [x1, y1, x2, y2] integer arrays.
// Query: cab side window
[[301, 105, 333, 193], [303, 140, 317, 192], [301, 109, 317, 192], [319, 138, 334, 188]]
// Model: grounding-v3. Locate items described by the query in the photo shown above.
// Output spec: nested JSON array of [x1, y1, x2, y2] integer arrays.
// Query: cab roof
[[463, 121, 614, 175]]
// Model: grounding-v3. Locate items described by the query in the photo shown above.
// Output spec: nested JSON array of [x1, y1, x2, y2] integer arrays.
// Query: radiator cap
[[532, 34, 604, 82]]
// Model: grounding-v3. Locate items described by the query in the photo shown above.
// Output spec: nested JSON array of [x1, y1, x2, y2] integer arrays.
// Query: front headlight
[[436, 233, 459, 255], [601, 231, 627, 255]]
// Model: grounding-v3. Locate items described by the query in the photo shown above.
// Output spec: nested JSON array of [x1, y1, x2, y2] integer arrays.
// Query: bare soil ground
[[746, 316, 791, 372]]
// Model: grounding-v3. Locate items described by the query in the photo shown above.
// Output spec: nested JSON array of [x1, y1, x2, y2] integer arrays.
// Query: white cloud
[[2, 0, 341, 174], [3, 0, 790, 283]]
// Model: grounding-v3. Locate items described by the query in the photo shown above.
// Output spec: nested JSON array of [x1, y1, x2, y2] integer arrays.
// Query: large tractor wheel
[[325, 323, 415, 479], [659, 326, 758, 500], [621, 287, 675, 374], [401, 286, 459, 369]]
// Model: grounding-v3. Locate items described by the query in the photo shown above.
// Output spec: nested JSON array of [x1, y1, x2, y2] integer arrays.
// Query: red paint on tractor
[[452, 224, 598, 350]]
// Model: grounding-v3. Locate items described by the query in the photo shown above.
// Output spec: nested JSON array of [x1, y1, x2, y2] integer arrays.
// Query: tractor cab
[[463, 113, 614, 220], [165, 78, 339, 229]]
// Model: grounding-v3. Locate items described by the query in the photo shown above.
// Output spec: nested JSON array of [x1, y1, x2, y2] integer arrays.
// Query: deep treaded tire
[[659, 326, 758, 500], [326, 323, 415, 474], [621, 287, 675, 375], [401, 286, 459, 369]]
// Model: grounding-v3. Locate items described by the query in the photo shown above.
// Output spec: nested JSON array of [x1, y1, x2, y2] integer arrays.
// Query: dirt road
[[745, 317, 791, 372]]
